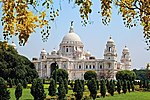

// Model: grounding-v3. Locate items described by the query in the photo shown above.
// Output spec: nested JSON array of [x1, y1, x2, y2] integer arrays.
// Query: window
[[79, 65, 81, 69], [89, 65, 91, 69], [93, 65, 95, 69], [64, 64, 66, 68], [100, 65, 102, 69], [66, 48, 68, 52], [42, 56, 44, 59], [108, 63, 111, 68], [109, 47, 111, 52], [45, 65, 47, 68], [86, 65, 88, 69]]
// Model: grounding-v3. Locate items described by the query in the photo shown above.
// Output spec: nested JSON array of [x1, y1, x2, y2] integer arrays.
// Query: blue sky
[[1, 1, 150, 69]]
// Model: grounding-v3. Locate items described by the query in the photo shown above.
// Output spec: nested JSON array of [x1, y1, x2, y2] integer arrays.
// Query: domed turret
[[107, 36, 114, 44], [40, 48, 47, 59], [51, 48, 57, 55], [41, 48, 47, 54], [104, 36, 117, 61], [123, 46, 129, 52], [121, 46, 131, 70]]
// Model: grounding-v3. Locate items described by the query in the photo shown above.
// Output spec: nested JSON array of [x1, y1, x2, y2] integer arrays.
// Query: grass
[[96, 91, 150, 100], [8, 84, 150, 100]]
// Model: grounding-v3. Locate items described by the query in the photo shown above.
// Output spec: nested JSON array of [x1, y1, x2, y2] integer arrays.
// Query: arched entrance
[[50, 62, 59, 75]]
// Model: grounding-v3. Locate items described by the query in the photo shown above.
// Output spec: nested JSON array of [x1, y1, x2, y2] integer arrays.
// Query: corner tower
[[104, 36, 117, 61], [120, 46, 131, 70]]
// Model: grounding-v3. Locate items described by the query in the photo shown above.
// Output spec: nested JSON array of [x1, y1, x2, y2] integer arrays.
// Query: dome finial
[[69, 21, 74, 33]]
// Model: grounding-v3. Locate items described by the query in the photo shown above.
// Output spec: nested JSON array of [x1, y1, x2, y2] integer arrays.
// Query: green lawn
[[96, 92, 150, 100], [8, 85, 150, 100]]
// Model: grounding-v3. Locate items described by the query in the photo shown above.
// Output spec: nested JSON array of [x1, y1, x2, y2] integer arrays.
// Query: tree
[[84, 70, 97, 80], [106, 79, 110, 93], [100, 79, 106, 98], [87, 78, 97, 100], [116, 70, 136, 81], [73, 79, 83, 100], [131, 81, 135, 92], [122, 80, 127, 94], [109, 80, 115, 96], [117, 80, 122, 94], [52, 69, 68, 83], [22, 79, 28, 88], [0, 1, 149, 48], [30, 78, 45, 100], [127, 81, 131, 92], [0, 41, 38, 83], [133, 69, 147, 80], [0, 77, 10, 100], [64, 78, 68, 94], [58, 78, 66, 100], [96, 80, 99, 90], [15, 83, 23, 100], [48, 78, 56, 96]]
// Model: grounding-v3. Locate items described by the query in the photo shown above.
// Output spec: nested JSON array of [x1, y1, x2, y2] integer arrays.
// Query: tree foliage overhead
[[0, 41, 38, 83], [0, 0, 149, 48]]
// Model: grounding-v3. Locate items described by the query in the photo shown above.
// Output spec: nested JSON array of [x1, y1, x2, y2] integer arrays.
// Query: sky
[[1, 1, 150, 69]]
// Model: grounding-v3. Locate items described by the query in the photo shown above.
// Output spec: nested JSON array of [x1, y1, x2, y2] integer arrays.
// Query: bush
[[73, 79, 84, 100], [109, 80, 115, 96], [0, 77, 10, 100], [100, 79, 106, 98], [48, 78, 56, 96], [30, 78, 45, 100], [15, 83, 22, 100], [84, 70, 97, 80], [122, 81, 127, 94], [87, 78, 97, 99]]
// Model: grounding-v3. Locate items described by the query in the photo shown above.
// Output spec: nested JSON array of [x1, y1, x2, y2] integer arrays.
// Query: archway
[[50, 62, 59, 75]]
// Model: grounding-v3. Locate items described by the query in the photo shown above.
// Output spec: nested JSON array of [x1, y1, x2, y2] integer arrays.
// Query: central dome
[[62, 24, 82, 43], [62, 32, 82, 42]]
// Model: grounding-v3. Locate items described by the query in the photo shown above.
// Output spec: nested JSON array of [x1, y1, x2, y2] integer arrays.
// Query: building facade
[[32, 23, 131, 80]]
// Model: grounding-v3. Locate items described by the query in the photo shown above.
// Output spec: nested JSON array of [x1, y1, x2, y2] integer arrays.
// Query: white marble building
[[32, 23, 131, 80]]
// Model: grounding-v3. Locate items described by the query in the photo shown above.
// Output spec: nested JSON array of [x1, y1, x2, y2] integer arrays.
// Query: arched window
[[109, 47, 111, 52], [93, 65, 95, 69], [89, 65, 91, 69], [66, 48, 68, 52], [42, 56, 44, 59], [100, 65, 102, 69], [86, 65, 88, 69], [79, 65, 81, 69]]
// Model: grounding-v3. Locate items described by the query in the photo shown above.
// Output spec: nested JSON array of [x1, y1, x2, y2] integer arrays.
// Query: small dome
[[11, 41, 16, 49], [85, 51, 91, 57], [107, 36, 114, 43], [41, 48, 47, 54], [123, 46, 129, 52], [51, 48, 57, 55]]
